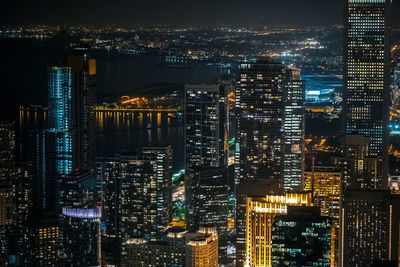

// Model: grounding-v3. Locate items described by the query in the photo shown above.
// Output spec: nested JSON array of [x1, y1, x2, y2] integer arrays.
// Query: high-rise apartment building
[[101, 146, 172, 261], [184, 84, 227, 170], [236, 60, 304, 189], [283, 68, 305, 191], [184, 84, 227, 232], [48, 50, 96, 175]]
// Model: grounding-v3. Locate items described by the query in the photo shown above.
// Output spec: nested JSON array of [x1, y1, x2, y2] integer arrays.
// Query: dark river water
[[3, 37, 222, 171]]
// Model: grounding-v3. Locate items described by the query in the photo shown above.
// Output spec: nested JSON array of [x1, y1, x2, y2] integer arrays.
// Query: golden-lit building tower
[[186, 226, 219, 267], [304, 166, 341, 267], [244, 192, 312, 267], [0, 187, 13, 226]]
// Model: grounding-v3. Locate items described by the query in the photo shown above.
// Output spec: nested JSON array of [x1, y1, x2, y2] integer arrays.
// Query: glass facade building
[[343, 0, 392, 187], [283, 68, 305, 191], [184, 84, 227, 232], [236, 60, 304, 190], [271, 206, 332, 267]]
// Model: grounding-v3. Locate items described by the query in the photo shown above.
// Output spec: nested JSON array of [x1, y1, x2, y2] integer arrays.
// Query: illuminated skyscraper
[[184, 84, 227, 171], [343, 0, 391, 186], [184, 84, 227, 232], [341, 1, 395, 265], [236, 60, 304, 189], [244, 192, 312, 267], [101, 146, 172, 261], [62, 207, 101, 266], [304, 166, 341, 266], [187, 168, 229, 262], [282, 68, 305, 191], [340, 190, 400, 266], [48, 50, 96, 175], [59, 170, 101, 266], [235, 180, 312, 267]]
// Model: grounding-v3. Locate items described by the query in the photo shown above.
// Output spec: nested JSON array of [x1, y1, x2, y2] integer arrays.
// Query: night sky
[[4, 0, 400, 26]]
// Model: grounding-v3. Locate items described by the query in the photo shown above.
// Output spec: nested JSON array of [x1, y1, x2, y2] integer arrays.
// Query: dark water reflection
[[96, 111, 184, 172]]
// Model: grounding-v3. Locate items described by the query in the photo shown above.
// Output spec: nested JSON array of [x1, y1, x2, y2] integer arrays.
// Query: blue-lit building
[[48, 50, 96, 175], [48, 65, 72, 175], [301, 74, 342, 104]]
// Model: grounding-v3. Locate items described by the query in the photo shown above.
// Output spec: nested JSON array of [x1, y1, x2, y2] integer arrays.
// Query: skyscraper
[[282, 68, 305, 191], [343, 0, 391, 186], [48, 50, 96, 175], [243, 191, 312, 267], [184, 84, 227, 232], [341, 1, 394, 265], [101, 146, 172, 262], [340, 190, 400, 266], [184, 84, 227, 171], [304, 166, 341, 266], [195, 168, 229, 262], [236, 60, 304, 189]]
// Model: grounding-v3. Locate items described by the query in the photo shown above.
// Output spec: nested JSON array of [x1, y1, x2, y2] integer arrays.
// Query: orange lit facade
[[304, 167, 341, 267], [244, 193, 312, 267], [186, 227, 219, 267]]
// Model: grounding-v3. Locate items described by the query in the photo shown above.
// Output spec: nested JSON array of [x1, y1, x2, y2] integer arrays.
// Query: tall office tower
[[186, 226, 219, 267], [235, 180, 312, 267], [271, 206, 332, 267], [304, 166, 341, 266], [184, 84, 227, 231], [341, 190, 400, 266], [184, 84, 227, 170], [62, 207, 101, 266], [343, 0, 391, 186], [48, 50, 96, 175], [244, 191, 312, 267], [341, 1, 394, 265], [195, 168, 228, 263], [283, 67, 305, 191], [142, 146, 173, 235], [236, 59, 304, 188], [101, 147, 172, 260]]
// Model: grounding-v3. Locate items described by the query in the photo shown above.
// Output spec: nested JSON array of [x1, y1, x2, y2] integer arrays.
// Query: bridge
[[94, 107, 178, 113]]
